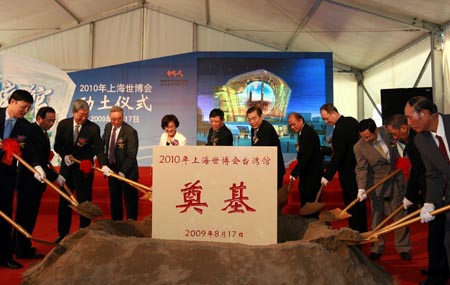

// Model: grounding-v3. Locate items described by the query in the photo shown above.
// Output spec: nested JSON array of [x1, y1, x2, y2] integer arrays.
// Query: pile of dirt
[[23, 215, 394, 285]]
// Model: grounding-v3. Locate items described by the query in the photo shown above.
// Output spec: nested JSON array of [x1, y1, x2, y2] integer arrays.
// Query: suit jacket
[[251, 120, 285, 177], [102, 122, 139, 180], [290, 123, 323, 181], [17, 122, 58, 186], [54, 117, 106, 177], [415, 114, 450, 207], [353, 126, 404, 197], [323, 115, 359, 181], [0, 107, 34, 175], [403, 129, 426, 203], [159, 131, 187, 146], [206, 125, 233, 146]]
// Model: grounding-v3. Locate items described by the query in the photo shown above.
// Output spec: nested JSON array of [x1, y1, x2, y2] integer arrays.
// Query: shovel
[[342, 203, 450, 244], [70, 156, 153, 201], [319, 168, 401, 222], [299, 184, 325, 216], [11, 153, 103, 219], [359, 204, 405, 239], [277, 179, 294, 208], [0, 209, 57, 247]]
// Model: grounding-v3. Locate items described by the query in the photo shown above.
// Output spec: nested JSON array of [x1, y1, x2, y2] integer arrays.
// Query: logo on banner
[[166, 70, 184, 78], [161, 69, 188, 87]]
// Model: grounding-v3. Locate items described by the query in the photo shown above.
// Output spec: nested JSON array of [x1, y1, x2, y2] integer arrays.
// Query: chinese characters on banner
[[152, 146, 277, 245]]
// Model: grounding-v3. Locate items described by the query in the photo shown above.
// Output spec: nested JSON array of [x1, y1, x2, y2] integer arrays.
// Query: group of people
[[289, 99, 449, 285], [2, 90, 450, 284], [0, 92, 139, 269]]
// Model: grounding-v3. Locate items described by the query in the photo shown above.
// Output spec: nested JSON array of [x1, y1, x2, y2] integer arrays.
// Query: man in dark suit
[[54, 99, 110, 242], [287, 112, 323, 216], [0, 90, 35, 269], [14, 107, 66, 259], [405, 96, 450, 285], [205, 108, 233, 146], [320, 103, 367, 233], [386, 114, 445, 281], [102, 106, 139, 221], [246, 106, 285, 189], [354, 118, 411, 261]]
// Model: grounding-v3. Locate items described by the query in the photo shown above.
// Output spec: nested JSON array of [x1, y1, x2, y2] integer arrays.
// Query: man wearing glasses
[[0, 90, 34, 269]]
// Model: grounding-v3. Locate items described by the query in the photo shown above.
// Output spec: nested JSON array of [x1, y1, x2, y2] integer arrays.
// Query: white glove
[[402, 197, 414, 210], [56, 175, 66, 187], [118, 172, 125, 178], [64, 155, 74, 166], [420, 203, 435, 223], [357, 189, 367, 202], [33, 166, 46, 183], [289, 175, 296, 181], [321, 177, 329, 186], [101, 165, 112, 176]]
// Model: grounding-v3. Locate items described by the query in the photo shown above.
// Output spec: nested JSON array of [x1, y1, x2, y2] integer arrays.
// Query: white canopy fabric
[[0, 0, 449, 117]]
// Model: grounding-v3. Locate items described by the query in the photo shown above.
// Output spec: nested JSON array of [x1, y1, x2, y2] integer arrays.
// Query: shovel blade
[[299, 202, 325, 216], [340, 236, 378, 245], [277, 186, 289, 208], [31, 237, 59, 247], [319, 208, 352, 222]]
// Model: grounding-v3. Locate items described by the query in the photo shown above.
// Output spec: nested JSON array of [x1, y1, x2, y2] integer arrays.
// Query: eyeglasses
[[16, 101, 32, 111]]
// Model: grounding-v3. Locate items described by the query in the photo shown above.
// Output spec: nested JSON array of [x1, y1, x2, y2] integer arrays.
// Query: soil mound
[[23, 215, 394, 285]]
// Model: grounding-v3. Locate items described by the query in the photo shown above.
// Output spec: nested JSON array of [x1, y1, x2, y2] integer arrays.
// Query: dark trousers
[[58, 169, 94, 237], [340, 171, 368, 233], [14, 171, 45, 255], [0, 170, 16, 259], [108, 177, 138, 221], [429, 213, 449, 277]]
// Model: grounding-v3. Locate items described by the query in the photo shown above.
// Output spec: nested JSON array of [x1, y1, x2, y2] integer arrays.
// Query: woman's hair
[[161, 114, 180, 129]]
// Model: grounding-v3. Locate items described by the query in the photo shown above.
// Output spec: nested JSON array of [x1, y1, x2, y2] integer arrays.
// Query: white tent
[[1, 0, 449, 118]]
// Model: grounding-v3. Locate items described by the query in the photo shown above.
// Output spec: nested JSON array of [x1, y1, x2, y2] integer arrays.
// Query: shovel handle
[[0, 209, 32, 239], [0, 210, 58, 247], [70, 157, 152, 193], [13, 153, 78, 207], [370, 203, 450, 238], [314, 184, 324, 203], [371, 204, 405, 233], [48, 161, 79, 204], [342, 168, 401, 213]]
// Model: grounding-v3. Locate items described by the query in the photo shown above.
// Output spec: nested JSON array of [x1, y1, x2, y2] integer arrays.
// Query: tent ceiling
[[1, 0, 449, 70]]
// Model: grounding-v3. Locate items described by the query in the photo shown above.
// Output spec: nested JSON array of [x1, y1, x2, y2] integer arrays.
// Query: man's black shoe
[[400, 252, 412, 261], [0, 258, 23, 269], [369, 252, 382, 260]]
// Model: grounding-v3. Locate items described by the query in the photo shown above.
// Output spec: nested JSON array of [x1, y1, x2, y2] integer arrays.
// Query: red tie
[[436, 135, 450, 164]]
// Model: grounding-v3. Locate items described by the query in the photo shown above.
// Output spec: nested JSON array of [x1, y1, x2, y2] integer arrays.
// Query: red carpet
[[0, 166, 442, 284]]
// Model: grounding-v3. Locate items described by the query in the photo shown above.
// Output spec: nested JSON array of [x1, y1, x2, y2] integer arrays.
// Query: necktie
[[211, 130, 218, 145], [109, 127, 117, 164], [44, 131, 50, 142], [374, 140, 387, 159], [73, 124, 79, 145], [436, 135, 450, 164], [3, 119, 12, 139]]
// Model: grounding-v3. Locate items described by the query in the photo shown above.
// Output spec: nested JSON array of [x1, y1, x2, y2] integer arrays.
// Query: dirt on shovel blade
[[70, 201, 103, 219]]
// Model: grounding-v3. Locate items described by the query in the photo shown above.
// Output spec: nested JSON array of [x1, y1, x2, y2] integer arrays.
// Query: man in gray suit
[[405, 96, 450, 284], [354, 118, 411, 261]]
